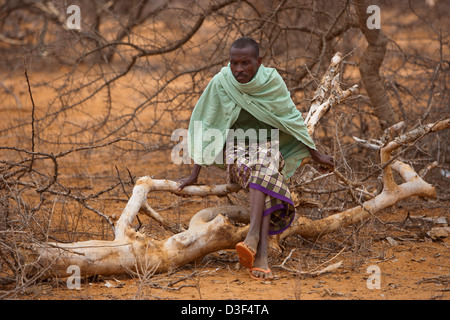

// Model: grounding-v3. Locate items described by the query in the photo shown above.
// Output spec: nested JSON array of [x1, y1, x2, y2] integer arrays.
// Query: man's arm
[[178, 164, 202, 190]]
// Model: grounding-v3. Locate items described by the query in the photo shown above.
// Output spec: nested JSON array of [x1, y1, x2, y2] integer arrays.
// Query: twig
[[23, 61, 36, 174], [273, 247, 345, 275]]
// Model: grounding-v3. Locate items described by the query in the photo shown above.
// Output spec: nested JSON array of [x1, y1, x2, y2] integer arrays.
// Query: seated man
[[178, 37, 334, 280]]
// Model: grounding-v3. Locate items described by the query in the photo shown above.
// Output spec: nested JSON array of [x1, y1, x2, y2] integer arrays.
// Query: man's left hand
[[308, 148, 335, 172]]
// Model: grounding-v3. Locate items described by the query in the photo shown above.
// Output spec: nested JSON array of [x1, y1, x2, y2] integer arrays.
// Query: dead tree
[[25, 52, 448, 279], [356, 0, 401, 130]]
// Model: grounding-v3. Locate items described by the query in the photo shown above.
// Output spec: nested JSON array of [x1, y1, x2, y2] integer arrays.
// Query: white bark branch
[[305, 52, 358, 135]]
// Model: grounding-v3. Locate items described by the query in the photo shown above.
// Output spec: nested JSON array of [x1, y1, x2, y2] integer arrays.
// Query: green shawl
[[187, 64, 316, 179]]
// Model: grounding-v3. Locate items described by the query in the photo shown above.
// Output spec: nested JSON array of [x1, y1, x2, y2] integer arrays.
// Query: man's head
[[230, 37, 262, 84]]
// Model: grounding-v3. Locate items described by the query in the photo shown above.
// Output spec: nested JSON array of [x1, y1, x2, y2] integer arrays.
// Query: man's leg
[[250, 211, 273, 279], [243, 188, 266, 251], [243, 188, 273, 279]]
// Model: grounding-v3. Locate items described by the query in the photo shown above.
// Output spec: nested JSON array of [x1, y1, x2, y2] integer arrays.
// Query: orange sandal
[[248, 267, 273, 281], [235, 242, 256, 268]]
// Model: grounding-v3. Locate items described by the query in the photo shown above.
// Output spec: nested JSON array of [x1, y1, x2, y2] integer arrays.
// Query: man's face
[[230, 46, 262, 84]]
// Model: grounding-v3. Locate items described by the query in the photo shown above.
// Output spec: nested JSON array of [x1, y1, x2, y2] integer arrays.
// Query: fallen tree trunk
[[28, 52, 449, 279], [280, 160, 437, 241], [281, 119, 449, 241], [34, 203, 249, 277]]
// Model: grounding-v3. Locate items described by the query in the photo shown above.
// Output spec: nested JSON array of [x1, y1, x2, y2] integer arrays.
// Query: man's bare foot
[[249, 267, 273, 280], [248, 253, 273, 280]]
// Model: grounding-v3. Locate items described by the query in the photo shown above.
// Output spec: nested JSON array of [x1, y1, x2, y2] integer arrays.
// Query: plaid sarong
[[225, 141, 295, 235]]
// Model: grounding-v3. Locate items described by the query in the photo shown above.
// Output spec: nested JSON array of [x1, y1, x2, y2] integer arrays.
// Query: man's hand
[[177, 175, 198, 190], [177, 164, 201, 191], [308, 147, 335, 172]]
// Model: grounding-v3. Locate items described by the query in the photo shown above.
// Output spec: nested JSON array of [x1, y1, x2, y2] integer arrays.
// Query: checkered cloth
[[225, 141, 295, 235]]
